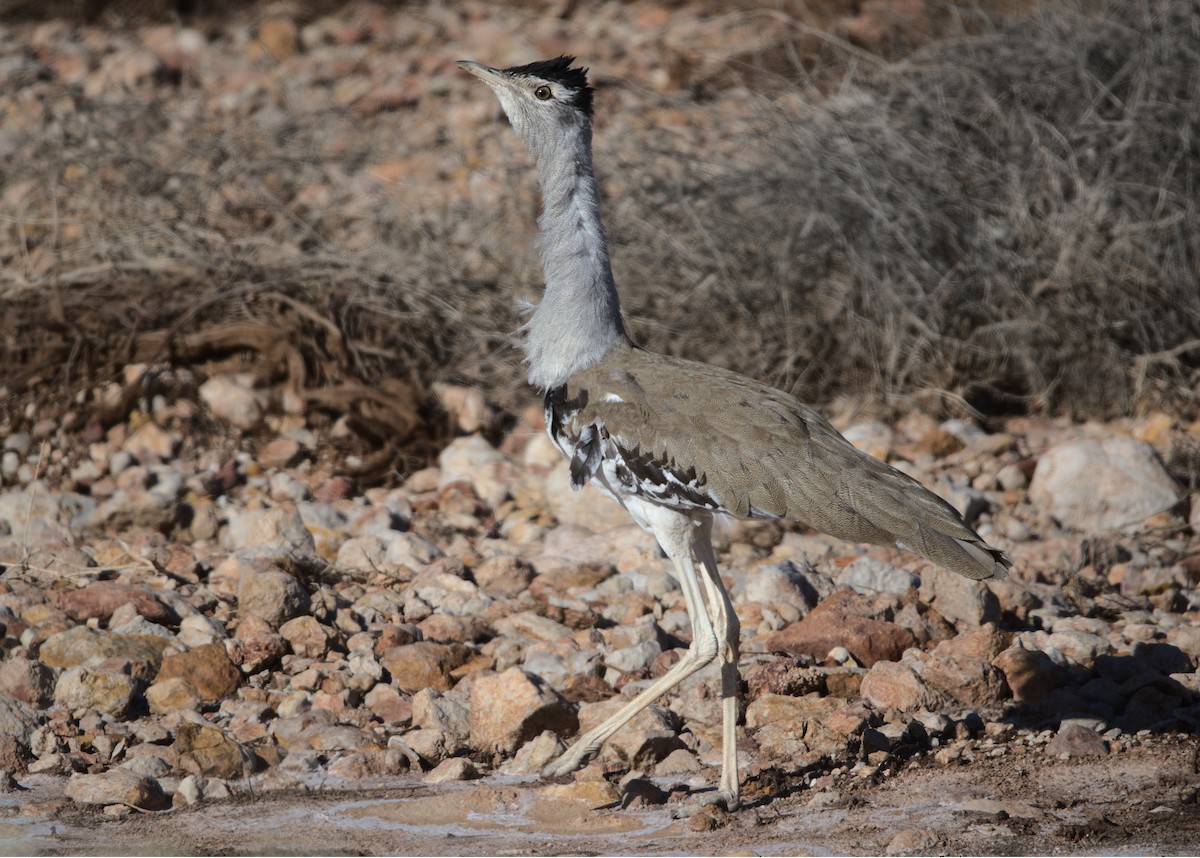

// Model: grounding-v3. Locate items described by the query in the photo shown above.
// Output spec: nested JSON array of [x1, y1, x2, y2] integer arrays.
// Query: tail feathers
[[899, 526, 1011, 581]]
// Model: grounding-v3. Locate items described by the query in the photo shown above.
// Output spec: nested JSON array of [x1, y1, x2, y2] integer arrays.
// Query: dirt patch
[[5, 738, 1199, 855]]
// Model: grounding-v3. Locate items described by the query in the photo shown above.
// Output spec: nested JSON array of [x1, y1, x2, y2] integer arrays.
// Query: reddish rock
[[314, 476, 356, 503], [992, 646, 1064, 703], [239, 630, 288, 674], [0, 657, 55, 707], [469, 668, 578, 756], [380, 642, 469, 693], [766, 611, 917, 668], [155, 643, 242, 703], [363, 683, 413, 725], [374, 623, 421, 656], [472, 555, 535, 599], [920, 624, 1011, 707], [860, 660, 942, 712], [259, 438, 302, 469], [57, 582, 178, 626], [278, 616, 338, 659], [921, 650, 1009, 708]]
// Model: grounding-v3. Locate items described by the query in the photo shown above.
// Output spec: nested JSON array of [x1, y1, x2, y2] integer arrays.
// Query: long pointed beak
[[456, 60, 505, 86]]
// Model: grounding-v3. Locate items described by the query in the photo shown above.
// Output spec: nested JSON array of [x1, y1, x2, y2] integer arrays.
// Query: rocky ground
[[2, 0, 1200, 855], [2, 393, 1200, 853]]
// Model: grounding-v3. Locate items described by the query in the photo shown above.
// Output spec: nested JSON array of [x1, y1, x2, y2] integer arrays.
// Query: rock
[[746, 694, 846, 758], [146, 677, 203, 715], [57, 582, 178, 626], [199, 374, 265, 430], [766, 608, 917, 667], [1045, 629, 1112, 666], [278, 616, 337, 659], [500, 731, 566, 775], [410, 565, 491, 617], [64, 769, 167, 810], [737, 560, 824, 611], [468, 668, 577, 755], [364, 684, 413, 725], [472, 555, 535, 599], [155, 643, 242, 702], [0, 656, 55, 707], [886, 828, 941, 855], [225, 505, 315, 553], [175, 723, 255, 779], [1029, 437, 1181, 532], [301, 724, 382, 753], [835, 557, 920, 595], [411, 688, 470, 742], [238, 624, 287, 674], [382, 532, 445, 578], [542, 459, 631, 533], [424, 757, 479, 783], [992, 646, 1066, 702], [597, 704, 683, 768], [238, 569, 309, 626], [54, 667, 137, 717], [437, 435, 510, 510], [918, 569, 1000, 628], [176, 614, 227, 648], [433, 383, 495, 434], [122, 421, 179, 461], [921, 628, 1010, 708], [996, 463, 1028, 491], [257, 17, 299, 61], [259, 437, 302, 469], [173, 774, 231, 806], [860, 660, 942, 712], [380, 642, 469, 693], [327, 749, 410, 779], [0, 698, 37, 772], [1045, 724, 1108, 758]]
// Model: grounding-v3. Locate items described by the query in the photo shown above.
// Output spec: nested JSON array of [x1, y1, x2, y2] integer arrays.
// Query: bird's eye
[[534, 85, 553, 101]]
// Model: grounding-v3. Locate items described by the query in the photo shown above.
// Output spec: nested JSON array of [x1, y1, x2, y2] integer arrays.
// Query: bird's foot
[[668, 787, 741, 819], [541, 742, 598, 780]]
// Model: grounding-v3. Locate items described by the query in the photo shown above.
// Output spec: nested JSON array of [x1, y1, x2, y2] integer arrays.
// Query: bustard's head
[[457, 56, 594, 160]]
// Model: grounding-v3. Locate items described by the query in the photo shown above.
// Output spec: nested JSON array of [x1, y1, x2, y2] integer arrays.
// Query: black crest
[[504, 56, 594, 116]]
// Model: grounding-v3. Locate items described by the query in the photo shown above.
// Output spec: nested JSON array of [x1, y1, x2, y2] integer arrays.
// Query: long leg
[[693, 518, 741, 810], [543, 547, 718, 777]]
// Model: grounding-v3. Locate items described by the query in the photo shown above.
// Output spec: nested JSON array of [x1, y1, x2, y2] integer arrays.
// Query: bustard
[[458, 56, 1011, 811]]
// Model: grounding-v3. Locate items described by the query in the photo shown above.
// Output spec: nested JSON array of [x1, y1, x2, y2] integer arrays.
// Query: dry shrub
[[1, 1, 1197, 483], [614, 0, 1200, 419]]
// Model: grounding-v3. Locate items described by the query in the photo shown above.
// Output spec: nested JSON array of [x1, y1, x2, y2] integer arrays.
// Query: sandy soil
[[4, 736, 1198, 856]]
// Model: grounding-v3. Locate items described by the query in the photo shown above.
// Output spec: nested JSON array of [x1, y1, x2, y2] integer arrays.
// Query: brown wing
[[558, 346, 1010, 581]]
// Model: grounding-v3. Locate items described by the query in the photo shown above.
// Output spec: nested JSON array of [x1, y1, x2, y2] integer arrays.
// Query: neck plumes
[[523, 118, 627, 390]]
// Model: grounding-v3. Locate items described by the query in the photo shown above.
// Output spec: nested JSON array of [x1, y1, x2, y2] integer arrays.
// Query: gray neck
[[523, 119, 627, 390]]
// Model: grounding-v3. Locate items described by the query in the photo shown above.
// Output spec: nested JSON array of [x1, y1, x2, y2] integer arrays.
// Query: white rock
[[224, 506, 315, 554], [176, 614, 227, 648], [835, 556, 921, 595], [541, 459, 631, 532], [199, 374, 266, 430], [1029, 437, 1181, 532], [383, 532, 444, 578], [437, 434, 509, 509]]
